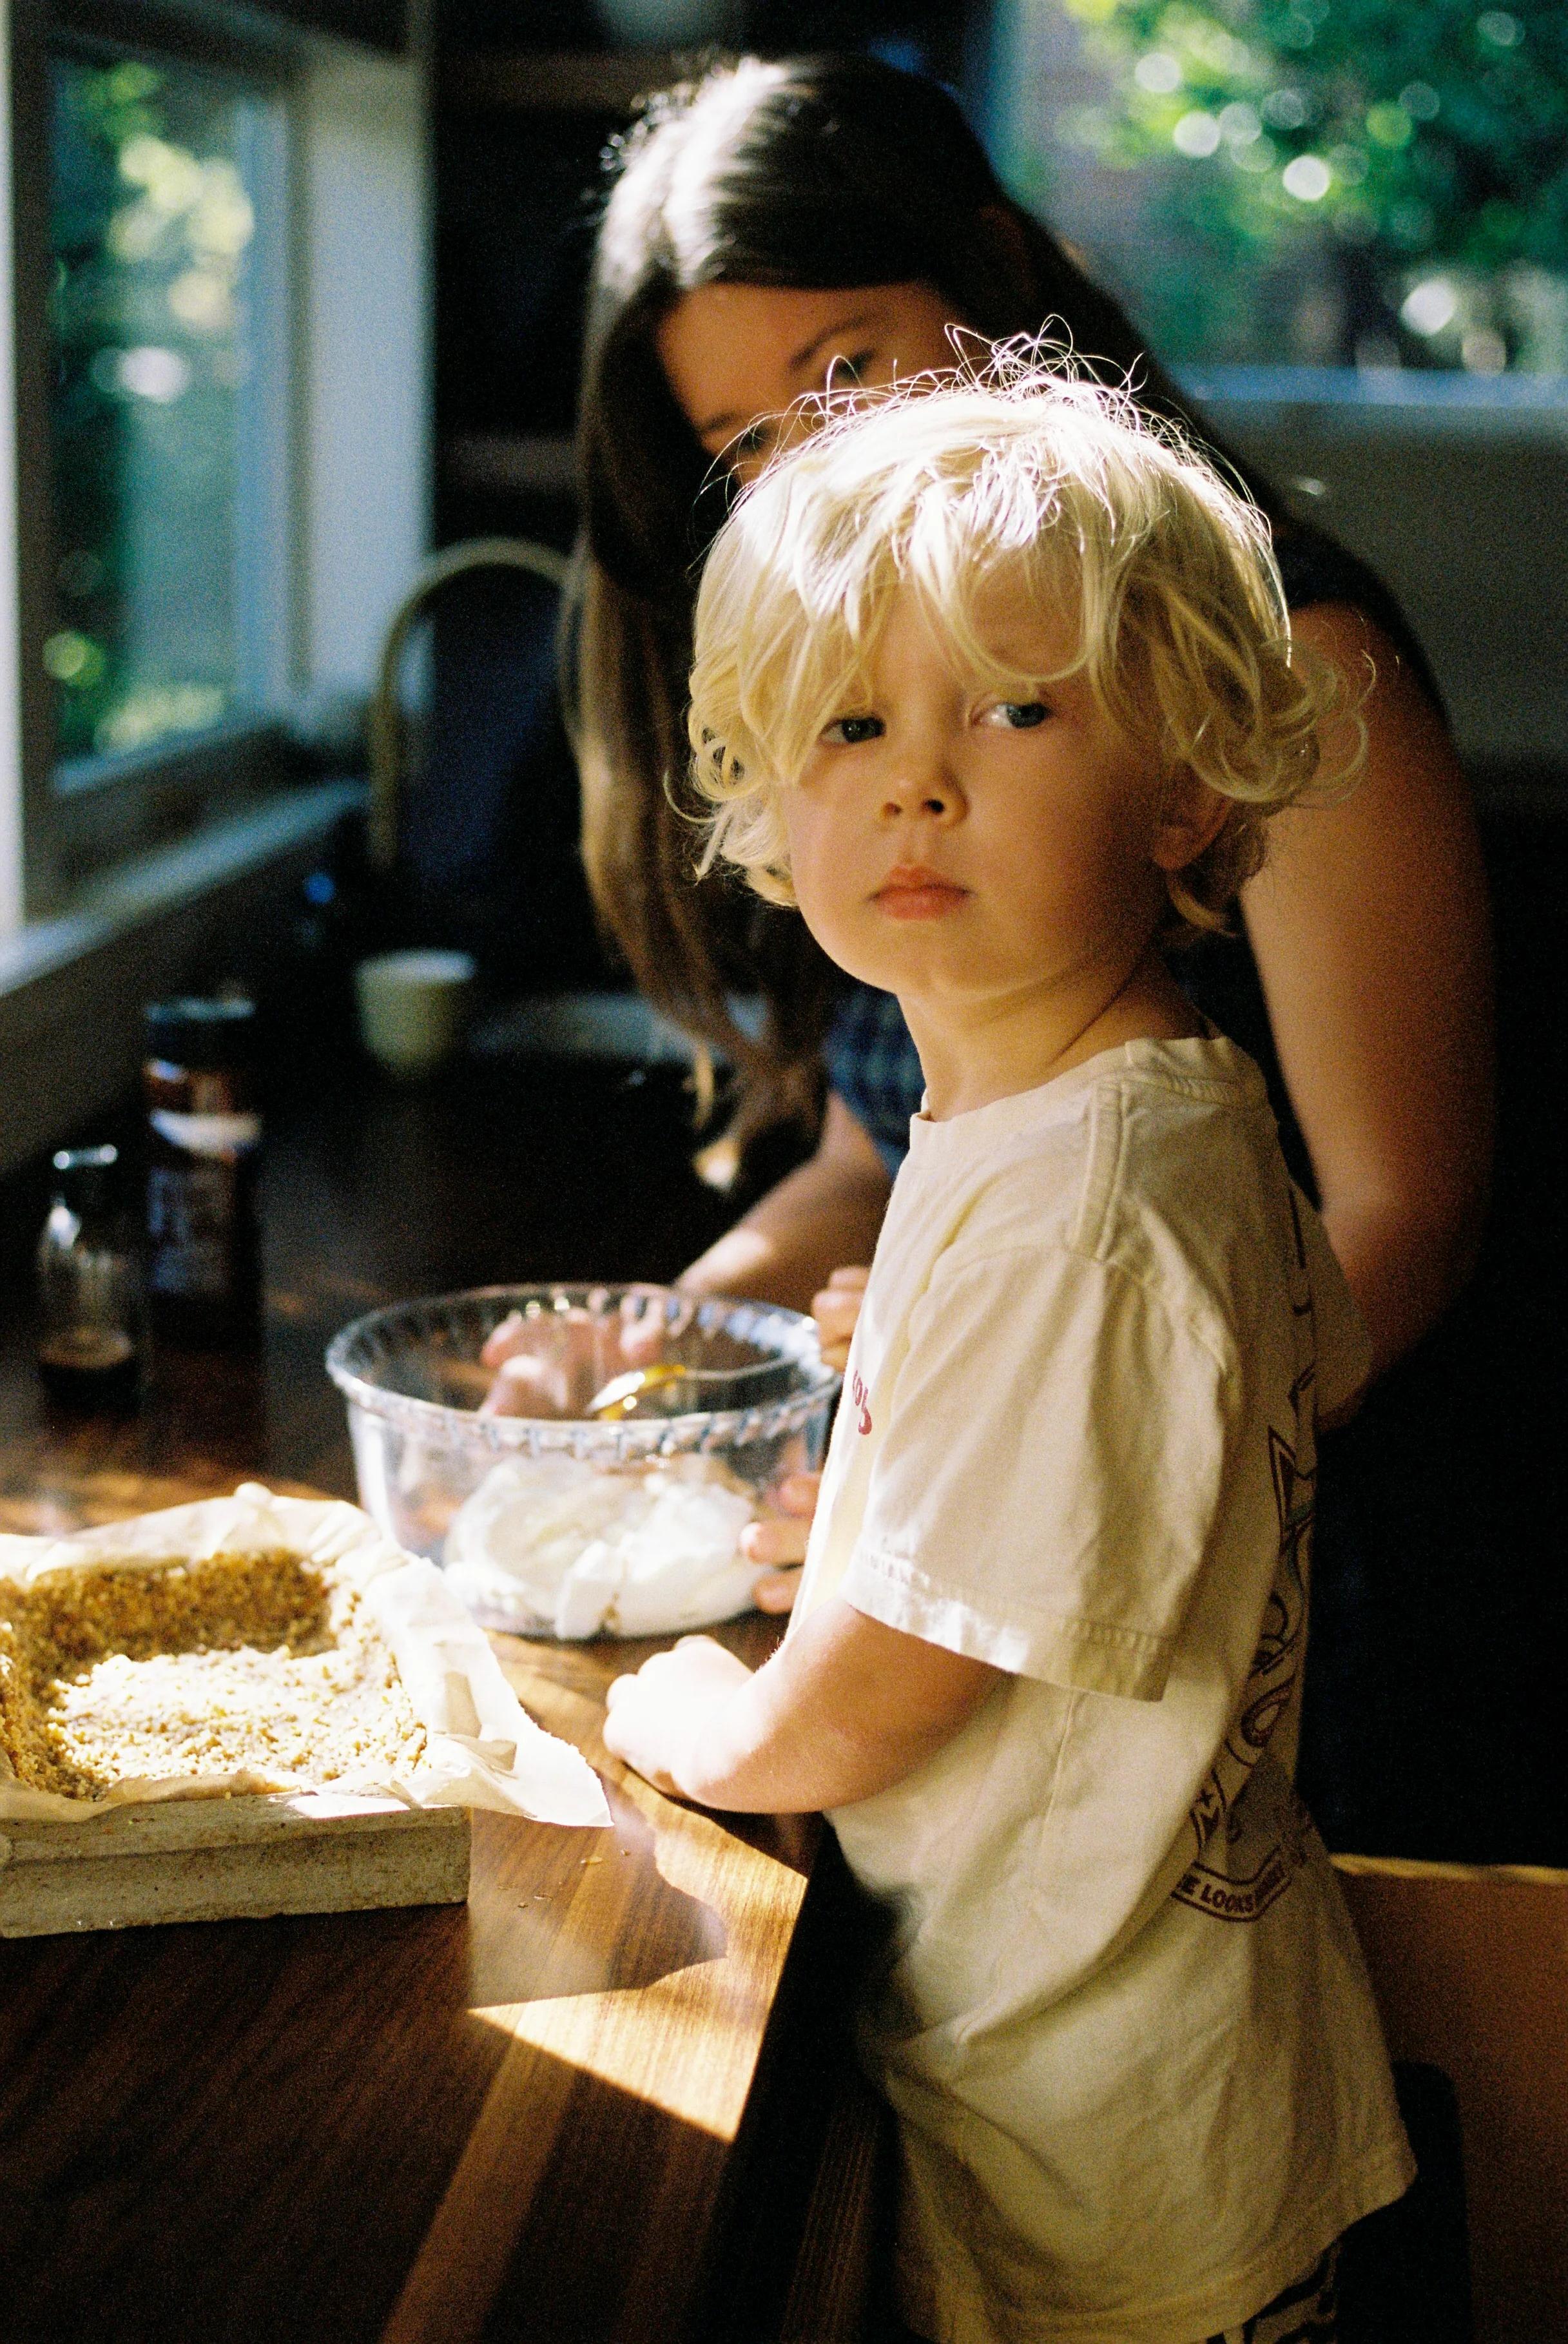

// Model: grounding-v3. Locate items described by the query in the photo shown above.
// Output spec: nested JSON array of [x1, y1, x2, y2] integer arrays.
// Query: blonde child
[[603, 372, 1413, 2343]]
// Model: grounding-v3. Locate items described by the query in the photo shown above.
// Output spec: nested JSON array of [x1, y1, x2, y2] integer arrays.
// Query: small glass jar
[[36, 1145, 144, 1409]]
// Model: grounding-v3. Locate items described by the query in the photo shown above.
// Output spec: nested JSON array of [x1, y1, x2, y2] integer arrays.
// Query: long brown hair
[[567, 52, 1281, 1154]]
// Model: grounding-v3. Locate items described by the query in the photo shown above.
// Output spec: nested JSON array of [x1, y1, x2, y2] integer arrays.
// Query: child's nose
[[880, 768, 963, 823]]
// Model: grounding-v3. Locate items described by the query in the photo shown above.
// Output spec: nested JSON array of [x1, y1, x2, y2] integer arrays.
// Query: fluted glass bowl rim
[[325, 1281, 840, 1464]]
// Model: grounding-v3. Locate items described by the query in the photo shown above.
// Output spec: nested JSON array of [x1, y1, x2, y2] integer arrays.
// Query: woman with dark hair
[[563, 53, 1489, 1368], [499, 55, 1493, 1759]]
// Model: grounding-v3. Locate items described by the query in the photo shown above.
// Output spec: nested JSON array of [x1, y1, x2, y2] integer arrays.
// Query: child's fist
[[603, 1636, 753, 1797]]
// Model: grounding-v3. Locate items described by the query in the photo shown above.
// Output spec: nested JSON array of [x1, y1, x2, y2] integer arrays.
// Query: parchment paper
[[0, 1482, 610, 1830]]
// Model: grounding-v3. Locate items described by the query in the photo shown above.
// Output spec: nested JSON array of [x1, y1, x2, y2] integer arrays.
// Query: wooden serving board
[[0, 1790, 470, 1937]]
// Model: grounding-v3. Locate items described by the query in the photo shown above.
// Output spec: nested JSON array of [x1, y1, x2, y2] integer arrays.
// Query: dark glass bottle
[[144, 996, 263, 1346], [36, 1145, 143, 1409]]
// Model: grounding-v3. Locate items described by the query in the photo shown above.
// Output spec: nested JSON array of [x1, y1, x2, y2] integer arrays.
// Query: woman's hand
[[603, 1635, 755, 1797], [741, 1261, 869, 1614], [478, 1290, 682, 1417], [742, 1471, 820, 1613], [813, 1264, 868, 1370]]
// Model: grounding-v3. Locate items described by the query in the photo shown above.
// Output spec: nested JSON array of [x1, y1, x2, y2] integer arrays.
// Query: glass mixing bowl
[[325, 1283, 840, 1638]]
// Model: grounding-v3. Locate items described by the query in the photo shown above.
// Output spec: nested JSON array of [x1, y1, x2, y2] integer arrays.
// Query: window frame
[[9, 0, 304, 918]]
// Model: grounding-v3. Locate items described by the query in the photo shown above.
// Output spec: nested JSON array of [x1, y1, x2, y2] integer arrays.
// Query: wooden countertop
[[0, 1057, 863, 2344]]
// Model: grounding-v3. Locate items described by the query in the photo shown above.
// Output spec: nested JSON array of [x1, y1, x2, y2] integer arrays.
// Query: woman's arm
[[677, 1091, 893, 1312], [602, 1604, 1002, 1812], [681, 1099, 885, 1601], [482, 1098, 886, 1416], [1246, 603, 1495, 1379]]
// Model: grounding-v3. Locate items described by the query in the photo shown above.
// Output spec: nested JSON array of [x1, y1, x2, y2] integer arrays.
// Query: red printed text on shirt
[[851, 1370, 872, 1437]]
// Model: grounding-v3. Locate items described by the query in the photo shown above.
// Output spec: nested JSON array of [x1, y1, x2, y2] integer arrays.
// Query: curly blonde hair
[[688, 360, 1355, 937]]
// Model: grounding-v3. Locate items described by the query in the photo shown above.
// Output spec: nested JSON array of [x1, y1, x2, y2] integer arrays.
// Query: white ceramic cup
[[354, 949, 476, 1078]]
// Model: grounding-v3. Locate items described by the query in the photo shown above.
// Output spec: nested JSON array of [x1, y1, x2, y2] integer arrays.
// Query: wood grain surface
[[0, 1058, 846, 2344]]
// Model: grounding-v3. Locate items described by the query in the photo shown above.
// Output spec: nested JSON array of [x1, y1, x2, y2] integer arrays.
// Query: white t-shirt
[[792, 1034, 1413, 2344]]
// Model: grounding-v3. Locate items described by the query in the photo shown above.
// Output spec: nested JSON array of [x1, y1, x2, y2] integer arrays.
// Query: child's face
[[782, 581, 1190, 1018]]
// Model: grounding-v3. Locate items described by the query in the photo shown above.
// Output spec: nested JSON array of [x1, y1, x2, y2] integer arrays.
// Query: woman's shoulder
[[1272, 519, 1446, 715]]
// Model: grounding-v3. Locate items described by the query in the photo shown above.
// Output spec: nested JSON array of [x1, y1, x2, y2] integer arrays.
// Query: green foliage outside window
[[1012, 0, 1568, 369], [49, 55, 256, 766]]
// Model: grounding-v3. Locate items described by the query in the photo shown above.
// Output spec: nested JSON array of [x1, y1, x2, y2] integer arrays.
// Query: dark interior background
[[424, 2, 983, 989]]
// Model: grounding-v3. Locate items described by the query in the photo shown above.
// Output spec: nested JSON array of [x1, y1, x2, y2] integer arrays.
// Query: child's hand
[[813, 1264, 869, 1370], [603, 1635, 754, 1798], [740, 1471, 821, 1614]]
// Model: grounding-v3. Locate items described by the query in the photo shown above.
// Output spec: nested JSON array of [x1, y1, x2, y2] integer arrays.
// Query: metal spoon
[[585, 1362, 688, 1420]]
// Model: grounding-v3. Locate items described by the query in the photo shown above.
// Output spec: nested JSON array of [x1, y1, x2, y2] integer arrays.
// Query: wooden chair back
[[1334, 1854, 1568, 2344]]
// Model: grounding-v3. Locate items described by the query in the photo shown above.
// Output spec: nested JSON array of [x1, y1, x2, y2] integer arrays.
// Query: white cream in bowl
[[443, 1451, 760, 1640]]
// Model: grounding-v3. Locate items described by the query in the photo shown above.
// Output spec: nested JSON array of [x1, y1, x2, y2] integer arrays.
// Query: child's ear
[[1151, 772, 1230, 873]]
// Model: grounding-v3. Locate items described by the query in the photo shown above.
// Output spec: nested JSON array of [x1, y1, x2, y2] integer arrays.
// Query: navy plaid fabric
[[824, 982, 926, 1176]]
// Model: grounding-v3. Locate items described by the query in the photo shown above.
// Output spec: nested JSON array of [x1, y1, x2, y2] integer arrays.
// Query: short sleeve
[[840, 1243, 1232, 1701]]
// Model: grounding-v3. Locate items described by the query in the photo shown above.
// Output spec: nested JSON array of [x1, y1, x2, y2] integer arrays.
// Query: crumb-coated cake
[[0, 1549, 427, 1801]]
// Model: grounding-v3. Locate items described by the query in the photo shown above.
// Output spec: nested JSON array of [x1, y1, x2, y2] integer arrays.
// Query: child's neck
[[903, 948, 1205, 1122]]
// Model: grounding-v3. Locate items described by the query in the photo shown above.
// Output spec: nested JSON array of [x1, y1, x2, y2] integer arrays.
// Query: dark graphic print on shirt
[[1171, 1361, 1318, 1926]]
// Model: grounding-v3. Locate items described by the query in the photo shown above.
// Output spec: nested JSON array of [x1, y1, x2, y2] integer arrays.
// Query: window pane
[[991, 0, 1568, 374], [48, 52, 264, 769]]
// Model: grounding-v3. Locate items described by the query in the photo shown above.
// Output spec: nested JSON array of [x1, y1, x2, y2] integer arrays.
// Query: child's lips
[[873, 867, 971, 920]]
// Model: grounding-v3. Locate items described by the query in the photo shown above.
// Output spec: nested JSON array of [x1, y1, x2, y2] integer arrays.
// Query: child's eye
[[982, 701, 1050, 731], [820, 714, 884, 746]]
